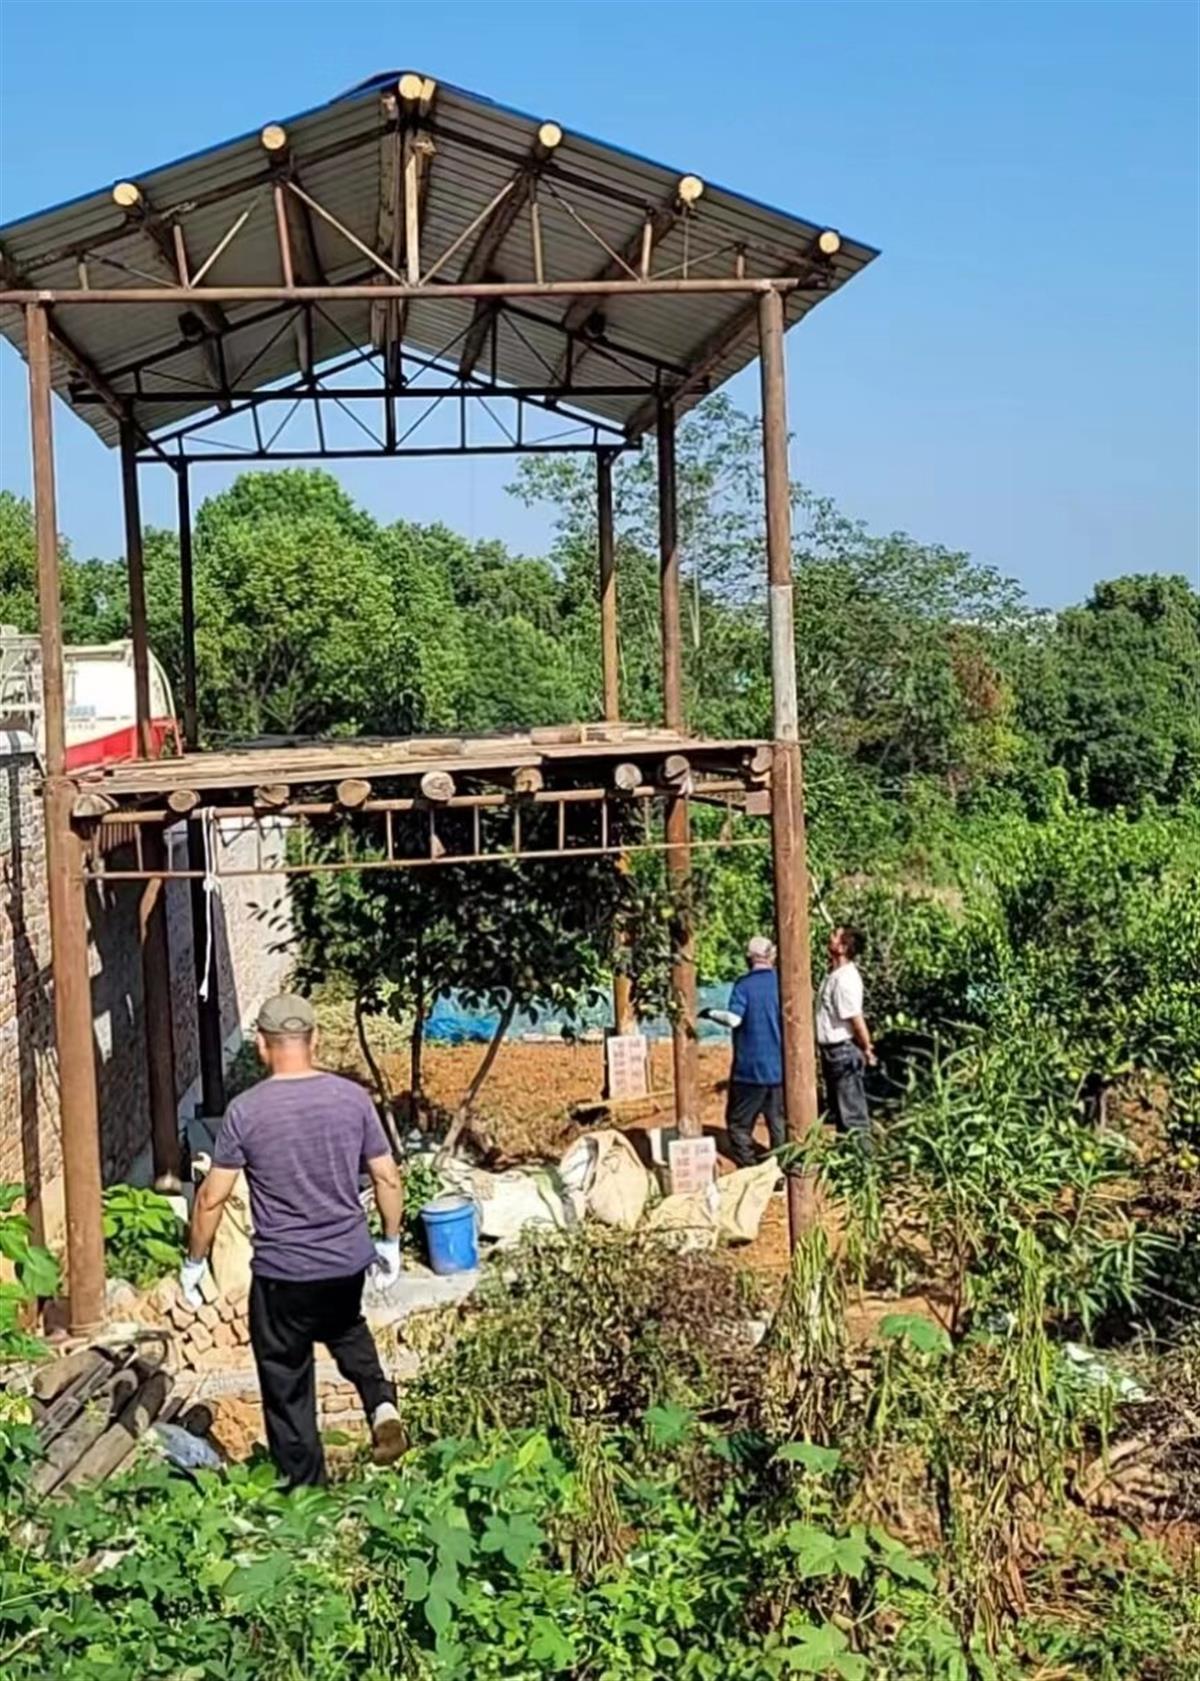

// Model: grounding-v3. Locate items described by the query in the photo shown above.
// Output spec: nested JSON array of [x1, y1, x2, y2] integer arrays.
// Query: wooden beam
[[374, 91, 437, 389], [457, 122, 563, 380], [560, 194, 681, 338], [112, 184, 231, 399]]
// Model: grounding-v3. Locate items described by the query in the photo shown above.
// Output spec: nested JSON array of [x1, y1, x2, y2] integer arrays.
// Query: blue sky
[[1, 0, 1196, 608]]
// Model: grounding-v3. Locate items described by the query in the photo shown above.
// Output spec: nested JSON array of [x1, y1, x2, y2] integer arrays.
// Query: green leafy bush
[[0, 1184, 59, 1363], [101, 1184, 185, 1289]]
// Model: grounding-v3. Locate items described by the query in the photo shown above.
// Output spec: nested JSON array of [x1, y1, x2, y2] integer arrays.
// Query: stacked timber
[[23, 1338, 176, 1496]]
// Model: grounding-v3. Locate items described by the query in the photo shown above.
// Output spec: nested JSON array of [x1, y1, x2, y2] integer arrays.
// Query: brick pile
[[163, 1291, 257, 1376]]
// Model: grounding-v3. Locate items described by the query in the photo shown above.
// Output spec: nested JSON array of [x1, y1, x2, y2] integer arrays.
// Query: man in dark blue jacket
[[702, 934, 783, 1169]]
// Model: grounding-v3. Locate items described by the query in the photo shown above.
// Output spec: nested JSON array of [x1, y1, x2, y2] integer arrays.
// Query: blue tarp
[[423, 985, 735, 1045]]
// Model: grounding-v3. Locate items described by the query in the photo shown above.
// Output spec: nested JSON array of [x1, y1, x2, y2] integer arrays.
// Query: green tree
[[191, 470, 399, 738], [1024, 573, 1200, 807]]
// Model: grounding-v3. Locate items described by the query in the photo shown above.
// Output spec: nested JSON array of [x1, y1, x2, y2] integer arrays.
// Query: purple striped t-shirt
[[212, 1072, 390, 1281]]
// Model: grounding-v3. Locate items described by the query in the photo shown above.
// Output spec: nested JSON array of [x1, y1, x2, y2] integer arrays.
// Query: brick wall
[[0, 750, 292, 1239]]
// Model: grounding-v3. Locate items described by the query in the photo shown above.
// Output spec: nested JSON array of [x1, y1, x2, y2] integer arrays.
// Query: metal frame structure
[[0, 72, 876, 1329]]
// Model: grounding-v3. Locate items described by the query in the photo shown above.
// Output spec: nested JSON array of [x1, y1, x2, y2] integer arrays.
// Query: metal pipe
[[76, 383, 654, 404], [188, 822, 226, 1119], [138, 442, 624, 465], [656, 399, 700, 1134], [120, 425, 181, 1188], [1, 277, 801, 305], [176, 468, 226, 1118], [86, 834, 770, 883], [120, 426, 153, 756], [596, 449, 635, 1037], [758, 287, 819, 1242], [597, 451, 620, 722], [177, 467, 198, 750], [26, 302, 106, 1333]]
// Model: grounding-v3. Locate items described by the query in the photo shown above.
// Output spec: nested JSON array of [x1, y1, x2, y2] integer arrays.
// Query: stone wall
[[0, 748, 292, 1241]]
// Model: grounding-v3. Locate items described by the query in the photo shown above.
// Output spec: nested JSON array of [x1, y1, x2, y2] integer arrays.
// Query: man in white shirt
[[815, 926, 875, 1150]]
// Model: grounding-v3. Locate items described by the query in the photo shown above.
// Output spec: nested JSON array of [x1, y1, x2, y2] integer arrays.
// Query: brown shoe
[[371, 1402, 407, 1465]]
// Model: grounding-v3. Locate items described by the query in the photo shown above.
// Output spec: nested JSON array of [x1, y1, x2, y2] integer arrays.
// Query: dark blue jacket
[[729, 966, 782, 1085]]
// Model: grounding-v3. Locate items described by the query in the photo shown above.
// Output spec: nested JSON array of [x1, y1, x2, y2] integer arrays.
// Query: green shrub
[[101, 1185, 185, 1289]]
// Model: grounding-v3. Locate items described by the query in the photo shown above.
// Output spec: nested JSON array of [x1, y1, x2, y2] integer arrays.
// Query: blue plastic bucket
[[420, 1194, 479, 1274]]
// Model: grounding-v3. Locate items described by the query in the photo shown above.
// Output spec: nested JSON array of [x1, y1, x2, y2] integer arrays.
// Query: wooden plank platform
[[73, 726, 768, 802]]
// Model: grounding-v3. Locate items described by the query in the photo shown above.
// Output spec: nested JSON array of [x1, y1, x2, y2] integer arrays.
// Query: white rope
[[198, 806, 221, 1002]]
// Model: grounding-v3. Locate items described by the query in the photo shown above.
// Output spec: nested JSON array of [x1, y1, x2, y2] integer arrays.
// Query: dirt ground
[[371, 1039, 791, 1278]]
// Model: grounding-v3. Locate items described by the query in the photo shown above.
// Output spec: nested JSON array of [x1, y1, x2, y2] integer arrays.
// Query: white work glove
[[373, 1237, 402, 1286], [179, 1256, 207, 1310]]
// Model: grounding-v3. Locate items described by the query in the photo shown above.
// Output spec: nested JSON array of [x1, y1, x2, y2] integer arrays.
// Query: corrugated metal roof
[[0, 74, 878, 449]]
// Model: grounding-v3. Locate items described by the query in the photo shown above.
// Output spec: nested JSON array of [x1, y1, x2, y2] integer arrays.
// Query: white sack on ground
[[715, 1159, 779, 1242], [559, 1130, 650, 1230], [439, 1159, 575, 1241]]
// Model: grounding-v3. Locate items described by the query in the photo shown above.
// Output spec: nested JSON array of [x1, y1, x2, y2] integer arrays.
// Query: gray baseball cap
[[256, 993, 316, 1034]]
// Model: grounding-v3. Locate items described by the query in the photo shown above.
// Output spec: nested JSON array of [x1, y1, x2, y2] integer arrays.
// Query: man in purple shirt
[[182, 993, 405, 1485]]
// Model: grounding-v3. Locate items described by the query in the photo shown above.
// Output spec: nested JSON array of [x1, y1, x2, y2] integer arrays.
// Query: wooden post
[[758, 288, 819, 1241], [657, 399, 700, 1133], [121, 426, 181, 1188], [177, 466, 226, 1119], [27, 303, 106, 1332]]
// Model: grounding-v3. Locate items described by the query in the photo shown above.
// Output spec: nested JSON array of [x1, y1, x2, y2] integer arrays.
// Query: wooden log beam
[[419, 769, 456, 803], [374, 89, 437, 395], [252, 782, 290, 810], [457, 122, 563, 380], [166, 787, 201, 815], [336, 777, 373, 809], [71, 791, 118, 820], [111, 183, 231, 398], [551, 190, 685, 385], [511, 764, 545, 796], [60, 1371, 170, 1490], [612, 761, 642, 794]]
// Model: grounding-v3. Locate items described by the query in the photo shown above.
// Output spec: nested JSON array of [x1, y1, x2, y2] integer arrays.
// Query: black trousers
[[725, 1081, 785, 1168], [820, 1042, 871, 1148], [248, 1269, 395, 1487]]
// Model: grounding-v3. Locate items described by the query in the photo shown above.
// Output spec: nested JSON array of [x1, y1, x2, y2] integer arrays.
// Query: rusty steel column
[[177, 464, 198, 751], [597, 448, 620, 724], [121, 426, 181, 1187], [598, 449, 634, 1036], [178, 465, 226, 1118], [27, 303, 106, 1332], [758, 289, 819, 1241], [656, 399, 700, 1134]]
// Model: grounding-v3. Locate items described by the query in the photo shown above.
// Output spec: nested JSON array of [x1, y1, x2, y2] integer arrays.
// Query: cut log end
[[252, 782, 290, 810], [419, 769, 455, 804], [72, 792, 118, 821], [336, 777, 373, 809], [613, 761, 643, 794], [512, 765, 545, 797], [166, 788, 201, 815]]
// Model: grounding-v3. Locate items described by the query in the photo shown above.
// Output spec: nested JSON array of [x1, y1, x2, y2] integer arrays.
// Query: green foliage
[[1024, 572, 1200, 807], [101, 1184, 185, 1288], [0, 1184, 59, 1362], [403, 1227, 761, 1442]]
